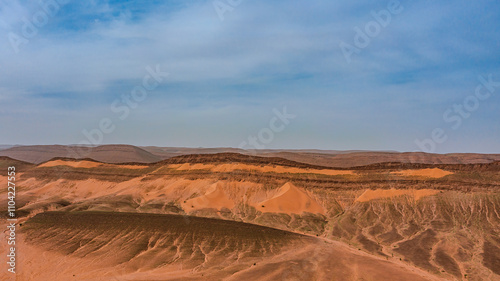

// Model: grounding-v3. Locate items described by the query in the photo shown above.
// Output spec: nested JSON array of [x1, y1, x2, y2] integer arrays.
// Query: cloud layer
[[0, 0, 499, 152]]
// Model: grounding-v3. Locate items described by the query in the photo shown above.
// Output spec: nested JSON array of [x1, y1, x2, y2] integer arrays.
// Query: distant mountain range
[[1, 144, 500, 167]]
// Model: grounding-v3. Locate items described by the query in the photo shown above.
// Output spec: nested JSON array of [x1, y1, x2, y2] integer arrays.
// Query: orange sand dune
[[17, 176, 243, 208], [181, 182, 235, 212], [391, 168, 453, 178], [255, 183, 325, 215], [17, 176, 327, 216], [170, 163, 355, 176], [24, 178, 116, 201], [355, 188, 440, 202], [39, 160, 102, 168]]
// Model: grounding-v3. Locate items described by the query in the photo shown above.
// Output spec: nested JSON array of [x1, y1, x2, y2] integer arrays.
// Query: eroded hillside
[[0, 153, 499, 280]]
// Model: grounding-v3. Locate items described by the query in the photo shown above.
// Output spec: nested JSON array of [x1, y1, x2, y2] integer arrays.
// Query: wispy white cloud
[[0, 0, 499, 152]]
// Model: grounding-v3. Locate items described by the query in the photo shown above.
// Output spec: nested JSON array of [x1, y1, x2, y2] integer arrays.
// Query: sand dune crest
[[255, 183, 325, 215], [181, 183, 235, 212]]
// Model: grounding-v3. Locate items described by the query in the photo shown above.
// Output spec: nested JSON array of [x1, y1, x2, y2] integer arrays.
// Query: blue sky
[[0, 0, 499, 153]]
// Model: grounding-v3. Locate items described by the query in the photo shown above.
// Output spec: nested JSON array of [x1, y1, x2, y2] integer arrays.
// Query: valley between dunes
[[0, 153, 499, 280]]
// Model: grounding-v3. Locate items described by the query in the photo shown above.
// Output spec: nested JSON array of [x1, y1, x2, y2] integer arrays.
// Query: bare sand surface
[[38, 160, 102, 168], [181, 182, 235, 212], [255, 183, 325, 215], [170, 163, 355, 176], [227, 239, 441, 281], [115, 164, 149, 169], [391, 168, 453, 178]]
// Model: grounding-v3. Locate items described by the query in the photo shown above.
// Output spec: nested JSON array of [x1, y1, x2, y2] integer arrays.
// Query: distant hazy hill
[[1, 144, 500, 167], [255, 151, 500, 168], [0, 144, 162, 164]]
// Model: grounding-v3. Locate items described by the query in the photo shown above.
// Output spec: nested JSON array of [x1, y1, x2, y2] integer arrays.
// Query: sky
[[0, 0, 499, 153]]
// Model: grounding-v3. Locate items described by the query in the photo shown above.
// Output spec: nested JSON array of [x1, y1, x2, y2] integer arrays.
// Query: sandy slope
[[255, 183, 325, 215], [11, 234, 438, 281], [5, 212, 439, 281], [391, 168, 453, 178], [39, 159, 102, 168], [170, 163, 355, 176], [16, 177, 326, 216], [181, 182, 235, 212]]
